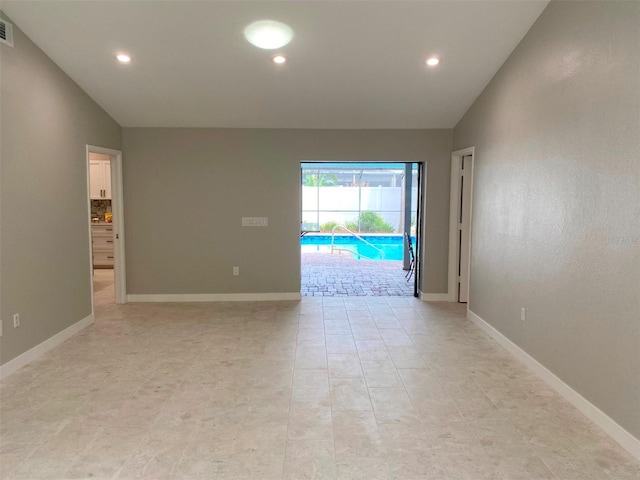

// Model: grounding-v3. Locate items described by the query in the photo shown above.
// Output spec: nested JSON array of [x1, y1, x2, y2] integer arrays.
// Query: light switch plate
[[242, 217, 268, 227]]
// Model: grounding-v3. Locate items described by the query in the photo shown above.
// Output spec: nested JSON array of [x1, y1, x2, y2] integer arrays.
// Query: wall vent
[[0, 19, 14, 47]]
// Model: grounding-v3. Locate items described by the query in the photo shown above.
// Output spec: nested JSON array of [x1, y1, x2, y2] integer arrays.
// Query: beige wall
[[0, 14, 122, 365], [122, 128, 453, 296], [453, 1, 640, 438]]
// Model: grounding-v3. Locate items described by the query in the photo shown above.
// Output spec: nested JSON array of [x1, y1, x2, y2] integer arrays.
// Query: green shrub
[[303, 174, 338, 186], [346, 211, 395, 233], [345, 221, 357, 231], [320, 221, 338, 232]]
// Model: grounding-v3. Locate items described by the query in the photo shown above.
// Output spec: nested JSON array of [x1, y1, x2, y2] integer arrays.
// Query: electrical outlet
[[13, 313, 20, 328], [520, 307, 526, 322], [233, 266, 240, 276]]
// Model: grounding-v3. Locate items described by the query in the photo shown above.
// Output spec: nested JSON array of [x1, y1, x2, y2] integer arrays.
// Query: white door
[[458, 155, 472, 302]]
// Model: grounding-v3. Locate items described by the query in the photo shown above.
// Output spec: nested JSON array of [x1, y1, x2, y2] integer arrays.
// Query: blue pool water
[[300, 235, 412, 261]]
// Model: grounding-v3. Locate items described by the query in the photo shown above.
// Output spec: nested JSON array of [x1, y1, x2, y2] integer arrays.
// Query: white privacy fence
[[302, 186, 418, 232]]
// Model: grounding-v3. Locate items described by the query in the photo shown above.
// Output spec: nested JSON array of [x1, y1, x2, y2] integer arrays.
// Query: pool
[[300, 234, 412, 261]]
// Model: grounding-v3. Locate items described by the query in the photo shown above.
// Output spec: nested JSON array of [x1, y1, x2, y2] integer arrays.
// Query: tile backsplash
[[91, 199, 112, 220]]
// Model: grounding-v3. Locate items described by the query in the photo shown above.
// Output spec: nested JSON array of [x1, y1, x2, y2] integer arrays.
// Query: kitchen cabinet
[[92, 224, 114, 268], [89, 159, 111, 199]]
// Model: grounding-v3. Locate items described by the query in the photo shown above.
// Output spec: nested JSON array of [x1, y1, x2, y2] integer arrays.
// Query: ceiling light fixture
[[426, 57, 440, 67], [272, 55, 287, 64], [116, 54, 132, 64], [244, 20, 293, 50]]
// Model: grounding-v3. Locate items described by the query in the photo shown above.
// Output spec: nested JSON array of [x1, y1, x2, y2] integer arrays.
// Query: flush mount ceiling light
[[244, 20, 293, 49], [426, 57, 441, 67], [116, 53, 132, 64], [272, 55, 287, 64]]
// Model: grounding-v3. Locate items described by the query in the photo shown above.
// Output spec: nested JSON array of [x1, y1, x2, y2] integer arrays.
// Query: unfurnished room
[[0, 1, 639, 479]]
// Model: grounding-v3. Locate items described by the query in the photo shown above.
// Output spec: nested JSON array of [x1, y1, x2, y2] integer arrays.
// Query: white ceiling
[[1, 1, 549, 129]]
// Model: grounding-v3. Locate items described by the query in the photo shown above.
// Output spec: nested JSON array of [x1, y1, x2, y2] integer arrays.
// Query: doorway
[[86, 145, 126, 307], [300, 162, 423, 297], [448, 147, 475, 303]]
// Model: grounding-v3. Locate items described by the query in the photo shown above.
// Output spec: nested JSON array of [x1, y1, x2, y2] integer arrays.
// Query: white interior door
[[458, 155, 472, 302]]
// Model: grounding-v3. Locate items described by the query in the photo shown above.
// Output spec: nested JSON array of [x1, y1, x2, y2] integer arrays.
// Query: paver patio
[[301, 252, 415, 296]]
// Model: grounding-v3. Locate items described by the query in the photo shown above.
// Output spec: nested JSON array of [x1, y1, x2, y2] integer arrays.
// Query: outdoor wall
[[0, 13, 122, 365], [122, 128, 452, 296], [453, 1, 640, 439], [302, 185, 418, 232]]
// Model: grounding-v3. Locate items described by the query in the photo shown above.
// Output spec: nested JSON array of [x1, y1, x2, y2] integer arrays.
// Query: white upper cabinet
[[89, 159, 111, 199]]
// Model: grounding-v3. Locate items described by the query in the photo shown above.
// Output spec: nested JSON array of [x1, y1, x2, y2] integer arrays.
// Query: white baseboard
[[127, 292, 302, 302], [420, 292, 450, 302], [467, 309, 640, 461], [0, 314, 94, 380]]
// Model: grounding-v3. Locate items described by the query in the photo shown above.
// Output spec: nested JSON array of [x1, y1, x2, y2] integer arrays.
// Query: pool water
[[300, 234, 412, 261]]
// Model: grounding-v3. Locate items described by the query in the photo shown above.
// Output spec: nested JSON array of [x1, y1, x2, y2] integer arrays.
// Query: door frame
[[86, 145, 127, 305], [299, 161, 422, 297], [413, 161, 424, 297], [448, 147, 475, 302]]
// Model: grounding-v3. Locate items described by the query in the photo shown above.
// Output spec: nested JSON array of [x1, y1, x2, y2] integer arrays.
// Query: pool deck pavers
[[301, 252, 415, 297]]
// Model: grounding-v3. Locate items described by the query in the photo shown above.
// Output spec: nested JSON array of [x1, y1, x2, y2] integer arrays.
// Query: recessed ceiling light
[[116, 54, 132, 64], [273, 55, 287, 64], [426, 57, 440, 67], [244, 20, 293, 50]]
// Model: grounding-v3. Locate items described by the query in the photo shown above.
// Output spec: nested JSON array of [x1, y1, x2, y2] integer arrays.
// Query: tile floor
[[301, 253, 415, 297], [1, 273, 639, 479]]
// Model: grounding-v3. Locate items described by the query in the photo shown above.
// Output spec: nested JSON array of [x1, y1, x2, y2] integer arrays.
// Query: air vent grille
[[0, 19, 14, 47]]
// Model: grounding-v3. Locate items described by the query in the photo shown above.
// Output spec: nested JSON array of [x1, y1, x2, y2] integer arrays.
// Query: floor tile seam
[[391, 310, 425, 349], [1, 442, 41, 479], [386, 346, 426, 371], [112, 431, 195, 480], [467, 372, 537, 446], [366, 373, 429, 432], [0, 379, 41, 397], [326, 313, 356, 344], [484, 422, 565, 464], [436, 457, 495, 480], [352, 358, 391, 428], [530, 441, 614, 480], [285, 412, 337, 469], [353, 336, 392, 364], [282, 317, 304, 475], [495, 454, 556, 480], [165, 422, 213, 480], [415, 362, 470, 431], [329, 350, 378, 438], [59, 423, 113, 479], [0, 410, 47, 434]]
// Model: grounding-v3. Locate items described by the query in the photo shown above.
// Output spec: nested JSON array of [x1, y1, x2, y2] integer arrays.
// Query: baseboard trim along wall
[[467, 309, 640, 461], [420, 292, 450, 302], [0, 314, 95, 380], [127, 292, 302, 302]]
